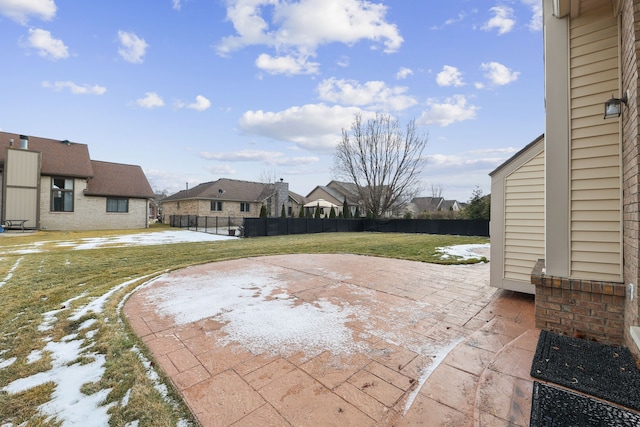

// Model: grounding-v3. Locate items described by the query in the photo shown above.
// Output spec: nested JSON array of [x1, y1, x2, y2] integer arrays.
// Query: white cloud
[[255, 53, 319, 75], [26, 28, 68, 60], [216, 0, 403, 74], [396, 67, 413, 80], [136, 92, 164, 109], [481, 61, 519, 85], [42, 81, 106, 95], [482, 6, 515, 35], [118, 30, 148, 64], [172, 0, 182, 10], [176, 95, 211, 111], [0, 0, 56, 24], [428, 147, 518, 169], [203, 164, 237, 175], [239, 103, 375, 151], [336, 55, 350, 67], [418, 95, 478, 127], [436, 65, 464, 87], [521, 0, 542, 31], [317, 77, 417, 111], [200, 149, 319, 166]]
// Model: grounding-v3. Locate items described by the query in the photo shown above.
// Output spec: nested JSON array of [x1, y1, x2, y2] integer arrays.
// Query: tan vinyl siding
[[3, 148, 40, 228], [503, 150, 545, 282], [569, 7, 622, 282]]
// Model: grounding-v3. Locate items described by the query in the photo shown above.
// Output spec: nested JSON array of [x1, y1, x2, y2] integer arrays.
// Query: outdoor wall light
[[604, 91, 628, 119]]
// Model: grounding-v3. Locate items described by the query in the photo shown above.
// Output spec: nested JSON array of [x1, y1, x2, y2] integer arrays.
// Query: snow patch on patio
[[147, 267, 369, 357]]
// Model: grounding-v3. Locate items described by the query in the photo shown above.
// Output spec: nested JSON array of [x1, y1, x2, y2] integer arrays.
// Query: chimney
[[19, 135, 29, 150]]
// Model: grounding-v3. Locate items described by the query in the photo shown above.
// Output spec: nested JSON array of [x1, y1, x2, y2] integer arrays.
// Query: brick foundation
[[531, 259, 626, 345]]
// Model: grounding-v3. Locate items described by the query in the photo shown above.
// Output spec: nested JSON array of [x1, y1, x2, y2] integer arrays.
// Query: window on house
[[240, 202, 250, 212], [107, 198, 129, 213], [51, 178, 74, 212], [211, 201, 223, 211]]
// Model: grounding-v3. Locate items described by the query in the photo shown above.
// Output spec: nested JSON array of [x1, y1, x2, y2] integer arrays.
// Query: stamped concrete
[[124, 253, 536, 426]]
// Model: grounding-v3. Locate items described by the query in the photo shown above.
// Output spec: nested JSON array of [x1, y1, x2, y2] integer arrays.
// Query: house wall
[[490, 138, 544, 294], [569, 6, 623, 282], [306, 188, 342, 206], [161, 199, 259, 221], [504, 150, 545, 285], [620, 0, 640, 356], [39, 176, 149, 230]]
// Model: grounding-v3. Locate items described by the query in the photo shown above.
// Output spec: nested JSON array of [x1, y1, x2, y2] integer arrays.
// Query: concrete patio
[[124, 253, 537, 426]]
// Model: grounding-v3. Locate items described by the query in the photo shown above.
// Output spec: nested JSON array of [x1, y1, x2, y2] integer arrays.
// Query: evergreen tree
[[314, 203, 321, 218], [259, 204, 267, 218], [329, 207, 336, 218], [354, 206, 360, 218], [342, 197, 350, 218], [299, 205, 304, 218], [462, 186, 491, 220], [281, 203, 286, 218]]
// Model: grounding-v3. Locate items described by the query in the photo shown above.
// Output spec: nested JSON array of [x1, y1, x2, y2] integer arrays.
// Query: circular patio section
[[124, 253, 532, 426]]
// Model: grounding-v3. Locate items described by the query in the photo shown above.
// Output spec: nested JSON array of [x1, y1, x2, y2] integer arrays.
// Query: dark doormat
[[530, 330, 640, 411], [530, 381, 640, 427]]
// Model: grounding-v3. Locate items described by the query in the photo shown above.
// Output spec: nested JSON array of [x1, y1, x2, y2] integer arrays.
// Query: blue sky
[[0, 0, 544, 202]]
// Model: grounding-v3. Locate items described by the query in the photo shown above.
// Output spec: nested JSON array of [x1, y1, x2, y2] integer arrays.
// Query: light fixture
[[604, 91, 628, 119]]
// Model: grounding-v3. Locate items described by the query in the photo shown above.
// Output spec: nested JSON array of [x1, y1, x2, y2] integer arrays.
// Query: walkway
[[124, 254, 536, 426]]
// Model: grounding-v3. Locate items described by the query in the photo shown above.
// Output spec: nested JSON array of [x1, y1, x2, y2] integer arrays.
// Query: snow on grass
[[61, 230, 234, 251], [0, 230, 232, 255], [2, 275, 155, 427], [0, 257, 23, 287], [0, 356, 17, 369], [3, 339, 113, 426], [436, 243, 490, 261]]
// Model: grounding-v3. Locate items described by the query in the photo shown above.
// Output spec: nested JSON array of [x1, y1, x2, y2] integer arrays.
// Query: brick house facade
[[160, 178, 306, 221]]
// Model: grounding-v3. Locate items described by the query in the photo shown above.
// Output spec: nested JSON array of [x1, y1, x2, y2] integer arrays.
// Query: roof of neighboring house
[[489, 134, 544, 177], [0, 132, 93, 177], [327, 180, 360, 200], [411, 197, 444, 212], [162, 178, 304, 203], [85, 161, 154, 199], [440, 200, 458, 211]]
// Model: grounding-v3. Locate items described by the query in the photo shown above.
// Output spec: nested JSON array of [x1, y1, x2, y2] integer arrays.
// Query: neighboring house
[[306, 180, 361, 217], [160, 178, 306, 220], [0, 132, 154, 231], [405, 197, 463, 218], [306, 180, 402, 217], [491, 0, 640, 355]]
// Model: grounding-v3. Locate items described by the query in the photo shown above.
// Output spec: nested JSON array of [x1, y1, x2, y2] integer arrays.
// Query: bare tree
[[430, 183, 444, 198], [258, 169, 279, 184], [333, 112, 428, 217]]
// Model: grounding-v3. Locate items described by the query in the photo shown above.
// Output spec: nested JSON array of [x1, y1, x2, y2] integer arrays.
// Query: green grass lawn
[[0, 226, 488, 426]]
